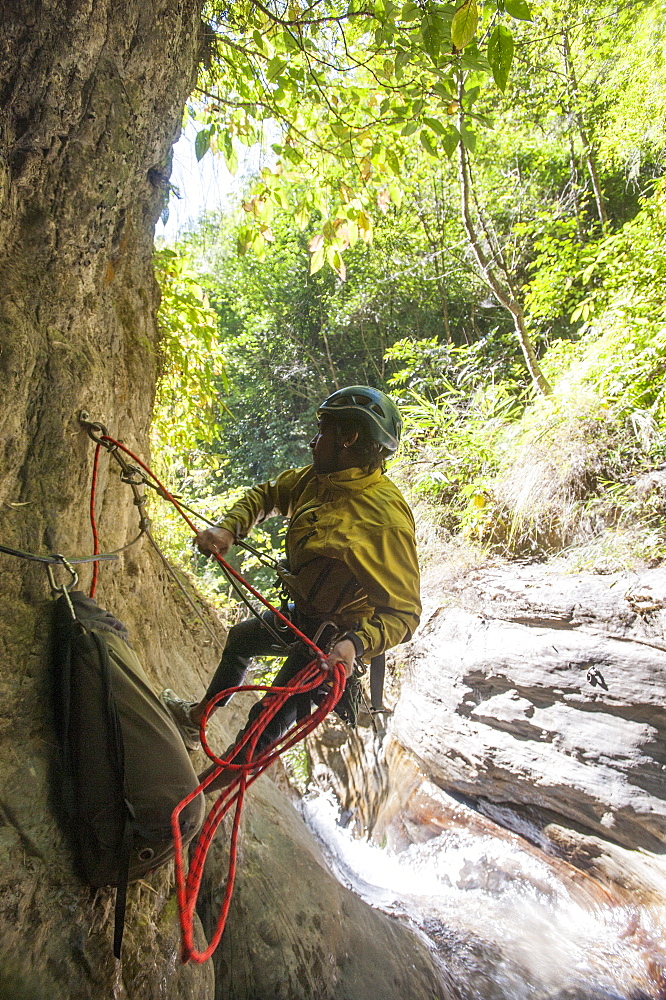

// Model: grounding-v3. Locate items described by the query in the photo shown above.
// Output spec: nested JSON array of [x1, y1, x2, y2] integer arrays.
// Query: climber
[[161, 385, 421, 787]]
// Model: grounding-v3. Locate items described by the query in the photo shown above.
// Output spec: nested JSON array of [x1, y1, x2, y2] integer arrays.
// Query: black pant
[[203, 610, 334, 753]]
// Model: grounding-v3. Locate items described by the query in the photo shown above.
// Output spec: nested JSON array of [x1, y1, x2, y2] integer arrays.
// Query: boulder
[[391, 564, 666, 856]]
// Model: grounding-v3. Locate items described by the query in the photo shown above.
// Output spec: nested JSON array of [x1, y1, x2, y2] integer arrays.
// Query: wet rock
[[391, 564, 666, 856], [198, 775, 455, 1000]]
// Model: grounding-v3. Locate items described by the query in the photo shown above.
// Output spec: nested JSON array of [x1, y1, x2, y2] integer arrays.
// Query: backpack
[[51, 591, 205, 957]]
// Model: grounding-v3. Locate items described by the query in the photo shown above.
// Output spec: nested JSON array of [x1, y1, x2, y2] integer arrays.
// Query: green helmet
[[317, 385, 402, 454]]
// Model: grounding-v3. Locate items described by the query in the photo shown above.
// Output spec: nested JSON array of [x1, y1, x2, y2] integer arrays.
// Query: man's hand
[[196, 526, 235, 558], [324, 638, 357, 679]]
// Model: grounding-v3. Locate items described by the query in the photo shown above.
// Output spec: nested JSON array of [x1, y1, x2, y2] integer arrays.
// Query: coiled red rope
[[88, 434, 346, 963]]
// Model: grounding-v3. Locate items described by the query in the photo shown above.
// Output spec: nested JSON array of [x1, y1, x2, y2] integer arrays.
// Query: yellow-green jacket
[[219, 465, 421, 660]]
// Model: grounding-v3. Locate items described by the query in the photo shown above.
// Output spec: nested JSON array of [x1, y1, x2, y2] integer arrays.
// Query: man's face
[[309, 418, 340, 474]]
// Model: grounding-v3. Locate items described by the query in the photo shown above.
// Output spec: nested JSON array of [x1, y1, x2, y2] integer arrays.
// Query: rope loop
[[172, 658, 346, 964]]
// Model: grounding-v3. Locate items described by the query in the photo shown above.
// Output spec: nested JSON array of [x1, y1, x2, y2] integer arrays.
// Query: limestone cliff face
[[0, 1, 209, 993]]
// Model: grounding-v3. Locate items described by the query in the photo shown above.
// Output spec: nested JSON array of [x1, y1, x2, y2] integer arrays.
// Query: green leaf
[[236, 225, 253, 255], [388, 181, 403, 208], [195, 128, 211, 162], [420, 129, 439, 157], [267, 57, 289, 81], [433, 82, 454, 100], [451, 0, 478, 49], [461, 123, 477, 151], [441, 126, 460, 157], [310, 247, 325, 274], [504, 0, 532, 18], [294, 204, 310, 230], [395, 49, 412, 72], [401, 1, 421, 19], [252, 231, 267, 262], [386, 149, 402, 175], [422, 14, 442, 60], [487, 24, 514, 90], [272, 187, 290, 210], [423, 116, 448, 135], [282, 29, 300, 51], [401, 120, 420, 136], [223, 132, 238, 175], [460, 53, 490, 71], [283, 145, 303, 164]]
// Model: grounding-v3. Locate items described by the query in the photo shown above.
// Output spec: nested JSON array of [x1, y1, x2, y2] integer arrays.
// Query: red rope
[[89, 442, 102, 598], [98, 436, 324, 661], [172, 660, 345, 963], [91, 435, 347, 963]]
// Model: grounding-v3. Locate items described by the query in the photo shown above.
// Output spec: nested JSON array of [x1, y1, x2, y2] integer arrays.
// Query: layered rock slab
[[392, 564, 666, 854]]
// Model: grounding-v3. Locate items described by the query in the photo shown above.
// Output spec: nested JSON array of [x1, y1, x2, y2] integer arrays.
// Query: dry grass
[[486, 406, 628, 555], [394, 387, 666, 571]]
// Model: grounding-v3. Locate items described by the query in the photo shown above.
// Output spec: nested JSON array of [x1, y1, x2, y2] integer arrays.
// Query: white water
[[301, 787, 666, 999]]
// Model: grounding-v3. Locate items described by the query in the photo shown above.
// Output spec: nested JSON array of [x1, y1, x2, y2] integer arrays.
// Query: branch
[[249, 0, 374, 27]]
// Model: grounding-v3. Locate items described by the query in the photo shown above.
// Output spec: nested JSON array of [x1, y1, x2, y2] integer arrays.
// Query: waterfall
[[300, 782, 666, 999]]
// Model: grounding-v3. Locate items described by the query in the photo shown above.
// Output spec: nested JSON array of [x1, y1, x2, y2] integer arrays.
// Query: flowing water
[[300, 782, 666, 1000]]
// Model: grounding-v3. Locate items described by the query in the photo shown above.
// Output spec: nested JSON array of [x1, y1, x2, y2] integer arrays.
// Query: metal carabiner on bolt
[[46, 556, 79, 620], [79, 410, 115, 449], [120, 465, 147, 486]]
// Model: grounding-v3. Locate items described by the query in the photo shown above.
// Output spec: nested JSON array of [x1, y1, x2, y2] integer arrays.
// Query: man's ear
[[342, 431, 359, 449]]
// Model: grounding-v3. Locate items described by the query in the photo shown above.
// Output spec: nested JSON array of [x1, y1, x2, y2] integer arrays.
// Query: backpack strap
[[369, 653, 386, 713], [92, 630, 134, 960], [113, 801, 135, 958]]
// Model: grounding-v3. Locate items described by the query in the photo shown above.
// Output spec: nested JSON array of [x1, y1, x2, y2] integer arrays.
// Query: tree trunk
[[0, 3, 214, 995], [561, 29, 608, 230], [457, 131, 552, 396]]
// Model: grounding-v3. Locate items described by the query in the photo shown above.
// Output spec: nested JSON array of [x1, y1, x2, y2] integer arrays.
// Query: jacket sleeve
[[217, 467, 311, 539], [342, 525, 421, 660]]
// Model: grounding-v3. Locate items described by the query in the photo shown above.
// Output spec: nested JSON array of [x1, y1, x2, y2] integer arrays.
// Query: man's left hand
[[324, 638, 356, 679]]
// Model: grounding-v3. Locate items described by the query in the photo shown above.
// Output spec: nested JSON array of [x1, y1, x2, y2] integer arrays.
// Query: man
[[161, 385, 421, 771]]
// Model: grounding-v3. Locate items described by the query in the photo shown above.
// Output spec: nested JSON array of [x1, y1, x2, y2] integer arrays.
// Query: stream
[[300, 780, 666, 1000]]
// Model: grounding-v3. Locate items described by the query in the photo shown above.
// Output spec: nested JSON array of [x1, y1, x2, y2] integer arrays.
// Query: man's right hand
[[196, 526, 235, 558]]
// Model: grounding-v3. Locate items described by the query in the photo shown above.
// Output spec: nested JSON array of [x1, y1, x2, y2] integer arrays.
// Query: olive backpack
[[51, 591, 205, 957]]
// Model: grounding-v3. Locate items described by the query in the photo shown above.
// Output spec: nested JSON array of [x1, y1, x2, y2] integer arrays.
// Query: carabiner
[[46, 555, 79, 620], [78, 410, 113, 448]]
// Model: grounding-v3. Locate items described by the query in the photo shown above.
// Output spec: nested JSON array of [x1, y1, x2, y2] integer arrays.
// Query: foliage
[[166, 188, 517, 486], [386, 179, 666, 560], [150, 0, 666, 580], [393, 378, 523, 535], [152, 246, 228, 480], [190, 0, 537, 277]]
